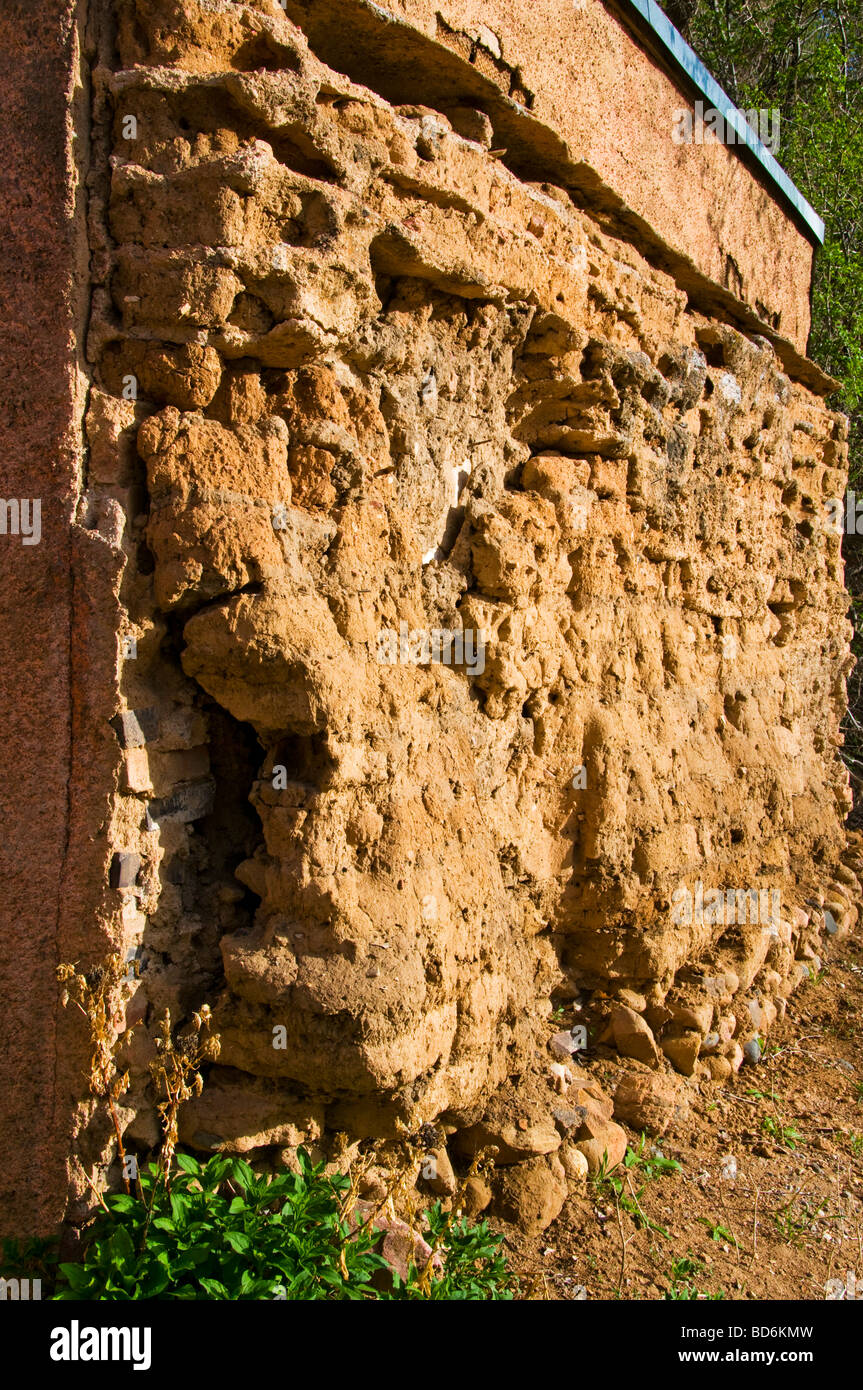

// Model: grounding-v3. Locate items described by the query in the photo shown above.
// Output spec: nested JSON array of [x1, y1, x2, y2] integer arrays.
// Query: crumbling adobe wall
[[12, 0, 858, 1226]]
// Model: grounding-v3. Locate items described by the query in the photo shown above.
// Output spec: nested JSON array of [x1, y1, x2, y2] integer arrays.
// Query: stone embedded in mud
[[110, 851, 142, 892], [490, 1154, 568, 1235], [574, 1114, 628, 1174], [459, 1174, 492, 1218], [661, 1030, 702, 1077], [348, 1202, 441, 1284], [615, 988, 647, 1013], [666, 1000, 714, 1035], [454, 1105, 561, 1166], [612, 1070, 690, 1137], [378, 1223, 437, 1284], [727, 1042, 746, 1073], [148, 778, 215, 825], [559, 1145, 590, 1182], [549, 1028, 583, 1059], [553, 1105, 588, 1135], [742, 1038, 762, 1066], [611, 1004, 661, 1068], [423, 1146, 457, 1197]]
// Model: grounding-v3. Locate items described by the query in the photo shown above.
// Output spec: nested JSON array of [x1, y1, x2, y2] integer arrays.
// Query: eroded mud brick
[[112, 707, 160, 749], [148, 778, 217, 825], [110, 851, 142, 891]]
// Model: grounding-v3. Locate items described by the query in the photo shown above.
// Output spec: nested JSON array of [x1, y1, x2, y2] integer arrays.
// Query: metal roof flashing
[[613, 0, 825, 245]]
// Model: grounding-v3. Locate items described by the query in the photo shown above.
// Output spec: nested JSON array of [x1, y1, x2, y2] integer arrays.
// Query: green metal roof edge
[[615, 0, 825, 244]]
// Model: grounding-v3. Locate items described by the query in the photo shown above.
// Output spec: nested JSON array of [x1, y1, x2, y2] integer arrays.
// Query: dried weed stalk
[[148, 1005, 220, 1189], [57, 955, 139, 1195]]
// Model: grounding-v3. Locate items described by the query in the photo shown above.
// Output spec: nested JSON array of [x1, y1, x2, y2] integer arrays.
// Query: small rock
[[454, 1108, 560, 1165], [559, 1145, 590, 1182], [112, 707, 159, 749], [148, 777, 215, 825], [612, 1070, 689, 1137], [379, 1223, 438, 1284], [661, 1030, 701, 1076], [742, 1039, 762, 1065], [573, 1083, 614, 1119], [423, 1146, 457, 1196], [703, 1055, 732, 1082], [611, 1004, 661, 1068], [110, 851, 141, 891], [549, 1029, 580, 1059], [461, 1174, 493, 1216], [123, 747, 152, 794], [574, 1115, 628, 1173], [717, 1012, 736, 1044], [475, 23, 502, 59], [549, 1062, 571, 1093], [727, 1041, 745, 1073], [441, 104, 493, 148], [491, 1155, 567, 1236], [667, 1001, 713, 1034], [552, 1105, 587, 1135]]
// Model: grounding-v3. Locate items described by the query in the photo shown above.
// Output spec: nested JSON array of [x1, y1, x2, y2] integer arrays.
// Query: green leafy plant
[[0, 1236, 59, 1287], [50, 955, 514, 1301], [593, 1136, 682, 1237], [698, 1218, 735, 1245], [405, 1203, 515, 1301], [664, 1254, 724, 1301], [53, 1150, 515, 1301], [625, 1136, 683, 1182], [761, 1116, 804, 1149], [773, 1197, 816, 1246]]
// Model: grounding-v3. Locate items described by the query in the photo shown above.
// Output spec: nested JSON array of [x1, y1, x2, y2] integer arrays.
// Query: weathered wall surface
[[87, 0, 853, 1151], [274, 0, 818, 355], [0, 0, 857, 1234]]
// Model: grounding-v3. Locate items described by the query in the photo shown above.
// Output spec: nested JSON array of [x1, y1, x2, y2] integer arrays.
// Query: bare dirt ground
[[501, 933, 863, 1301]]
